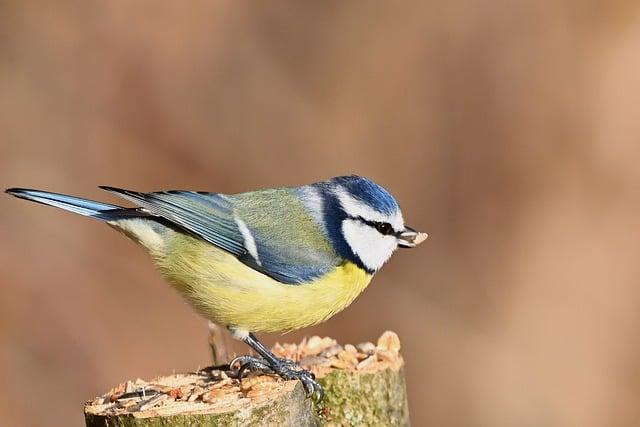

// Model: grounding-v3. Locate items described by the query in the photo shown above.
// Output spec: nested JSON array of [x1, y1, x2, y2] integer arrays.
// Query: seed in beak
[[397, 228, 428, 247]]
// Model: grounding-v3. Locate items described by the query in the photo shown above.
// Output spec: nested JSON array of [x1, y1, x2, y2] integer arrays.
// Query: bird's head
[[304, 175, 428, 273]]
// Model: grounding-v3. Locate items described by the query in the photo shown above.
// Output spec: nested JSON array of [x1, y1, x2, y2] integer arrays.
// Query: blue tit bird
[[5, 175, 427, 399]]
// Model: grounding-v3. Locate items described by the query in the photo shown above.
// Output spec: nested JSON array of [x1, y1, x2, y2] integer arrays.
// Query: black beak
[[396, 226, 428, 248]]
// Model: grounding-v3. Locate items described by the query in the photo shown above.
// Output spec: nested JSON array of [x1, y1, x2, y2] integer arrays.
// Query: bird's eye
[[375, 222, 393, 235], [353, 216, 395, 236]]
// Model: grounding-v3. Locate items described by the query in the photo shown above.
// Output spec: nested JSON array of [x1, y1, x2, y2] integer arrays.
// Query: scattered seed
[[321, 337, 337, 349], [356, 355, 377, 370], [344, 344, 357, 354], [306, 336, 323, 354], [201, 389, 222, 402], [168, 388, 183, 399], [337, 350, 358, 365], [376, 331, 401, 353], [187, 385, 205, 402], [212, 378, 233, 389], [300, 355, 332, 367], [321, 344, 343, 358], [356, 342, 376, 354], [329, 358, 350, 370], [376, 349, 398, 362]]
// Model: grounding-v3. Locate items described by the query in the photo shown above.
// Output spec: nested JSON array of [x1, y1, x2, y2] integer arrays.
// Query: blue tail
[[5, 188, 138, 220]]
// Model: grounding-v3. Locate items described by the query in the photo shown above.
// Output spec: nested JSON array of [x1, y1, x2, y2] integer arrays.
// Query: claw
[[229, 355, 273, 379], [295, 370, 323, 401], [228, 354, 323, 400], [268, 362, 323, 400], [230, 355, 267, 370], [238, 360, 272, 379]]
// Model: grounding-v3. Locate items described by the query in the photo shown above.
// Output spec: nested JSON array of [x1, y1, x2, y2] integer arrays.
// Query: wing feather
[[99, 186, 341, 284], [99, 187, 246, 256]]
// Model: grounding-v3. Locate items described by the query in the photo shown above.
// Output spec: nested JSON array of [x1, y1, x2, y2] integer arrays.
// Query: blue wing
[[99, 186, 341, 284]]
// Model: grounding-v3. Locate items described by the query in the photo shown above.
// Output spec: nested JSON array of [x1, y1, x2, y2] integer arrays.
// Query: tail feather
[[5, 188, 138, 220]]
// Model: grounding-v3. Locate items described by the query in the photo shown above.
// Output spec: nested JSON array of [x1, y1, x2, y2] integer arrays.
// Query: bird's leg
[[230, 332, 323, 400]]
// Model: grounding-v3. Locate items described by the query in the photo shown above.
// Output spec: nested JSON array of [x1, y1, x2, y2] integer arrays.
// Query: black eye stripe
[[352, 216, 395, 236]]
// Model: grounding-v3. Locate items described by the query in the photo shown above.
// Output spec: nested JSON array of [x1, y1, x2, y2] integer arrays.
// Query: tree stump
[[84, 331, 410, 426]]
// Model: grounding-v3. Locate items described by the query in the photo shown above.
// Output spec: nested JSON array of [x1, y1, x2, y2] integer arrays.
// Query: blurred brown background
[[1, 1, 640, 426]]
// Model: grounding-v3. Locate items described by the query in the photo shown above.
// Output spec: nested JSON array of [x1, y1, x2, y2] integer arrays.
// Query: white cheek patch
[[342, 219, 397, 271], [334, 188, 404, 231]]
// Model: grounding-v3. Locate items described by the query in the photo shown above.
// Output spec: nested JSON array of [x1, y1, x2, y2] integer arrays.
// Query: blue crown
[[328, 175, 399, 215]]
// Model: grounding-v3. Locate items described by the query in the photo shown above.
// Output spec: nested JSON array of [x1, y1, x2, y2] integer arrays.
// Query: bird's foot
[[230, 355, 323, 400], [229, 354, 298, 374]]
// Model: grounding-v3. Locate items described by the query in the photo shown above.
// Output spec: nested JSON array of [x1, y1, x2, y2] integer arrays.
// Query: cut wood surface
[[84, 331, 410, 426]]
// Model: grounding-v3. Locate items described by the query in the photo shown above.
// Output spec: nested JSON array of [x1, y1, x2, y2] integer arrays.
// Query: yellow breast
[[152, 231, 373, 333]]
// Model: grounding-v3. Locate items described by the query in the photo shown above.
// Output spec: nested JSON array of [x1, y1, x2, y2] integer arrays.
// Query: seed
[[376, 331, 401, 353], [337, 350, 358, 365], [357, 355, 377, 370], [376, 349, 398, 362], [344, 344, 357, 354], [306, 336, 323, 354], [356, 342, 376, 354], [330, 358, 350, 370]]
